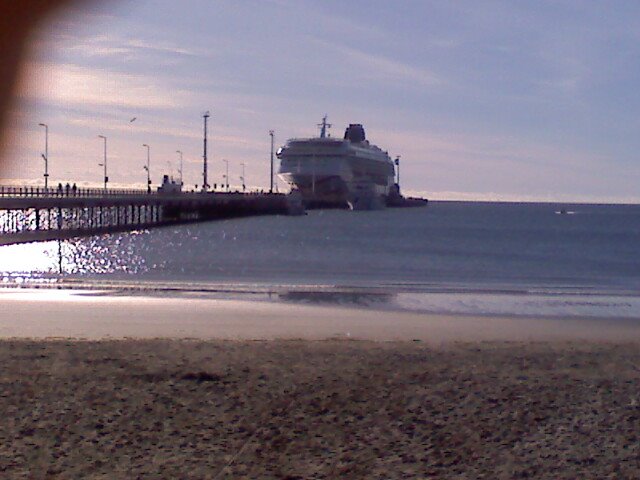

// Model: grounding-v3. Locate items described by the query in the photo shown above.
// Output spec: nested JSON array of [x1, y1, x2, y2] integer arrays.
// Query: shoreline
[[2, 287, 640, 342], [4, 276, 640, 298]]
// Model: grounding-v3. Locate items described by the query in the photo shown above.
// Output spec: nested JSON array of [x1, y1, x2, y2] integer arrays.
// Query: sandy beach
[[1, 339, 639, 479], [1, 289, 640, 478]]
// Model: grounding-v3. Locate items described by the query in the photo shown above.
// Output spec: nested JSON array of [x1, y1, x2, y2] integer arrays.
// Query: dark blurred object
[[0, 0, 78, 164]]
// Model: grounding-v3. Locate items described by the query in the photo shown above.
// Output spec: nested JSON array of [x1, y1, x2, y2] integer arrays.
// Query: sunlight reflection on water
[[0, 241, 59, 275], [0, 232, 149, 279]]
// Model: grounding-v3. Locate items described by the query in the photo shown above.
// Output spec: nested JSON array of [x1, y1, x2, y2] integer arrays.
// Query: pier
[[0, 185, 304, 246]]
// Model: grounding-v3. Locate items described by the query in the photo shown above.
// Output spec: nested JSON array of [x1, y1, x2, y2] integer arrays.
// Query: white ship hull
[[277, 123, 395, 210]]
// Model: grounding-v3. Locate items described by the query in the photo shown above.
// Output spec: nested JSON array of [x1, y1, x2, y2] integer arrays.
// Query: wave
[[2, 277, 639, 319], [393, 292, 640, 319]]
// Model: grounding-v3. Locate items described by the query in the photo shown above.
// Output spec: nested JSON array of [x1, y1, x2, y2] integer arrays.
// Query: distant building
[[157, 174, 182, 194]]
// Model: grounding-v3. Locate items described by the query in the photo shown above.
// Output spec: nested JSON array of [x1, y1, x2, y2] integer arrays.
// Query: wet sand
[[2, 288, 640, 343], [1, 289, 640, 478]]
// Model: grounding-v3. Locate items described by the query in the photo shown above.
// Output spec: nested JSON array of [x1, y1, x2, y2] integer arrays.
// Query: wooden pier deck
[[0, 186, 304, 246]]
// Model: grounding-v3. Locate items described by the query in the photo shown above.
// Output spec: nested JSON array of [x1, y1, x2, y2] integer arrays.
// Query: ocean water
[[1, 201, 639, 318]]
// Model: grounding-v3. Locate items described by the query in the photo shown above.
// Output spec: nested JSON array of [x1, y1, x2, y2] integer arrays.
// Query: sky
[[4, 0, 640, 202]]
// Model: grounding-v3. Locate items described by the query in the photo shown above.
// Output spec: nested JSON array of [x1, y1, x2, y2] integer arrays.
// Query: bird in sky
[[130, 117, 137, 122]]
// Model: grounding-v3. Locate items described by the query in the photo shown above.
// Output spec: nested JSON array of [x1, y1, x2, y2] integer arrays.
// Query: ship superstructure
[[277, 116, 396, 209]]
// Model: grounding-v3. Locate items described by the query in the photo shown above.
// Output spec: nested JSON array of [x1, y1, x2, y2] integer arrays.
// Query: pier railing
[[0, 185, 148, 198]]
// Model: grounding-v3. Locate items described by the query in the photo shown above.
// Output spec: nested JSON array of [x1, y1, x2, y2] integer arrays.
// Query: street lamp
[[142, 143, 151, 193], [176, 150, 183, 186], [203, 111, 210, 192], [240, 162, 246, 192], [98, 135, 107, 192], [222, 158, 229, 192], [38, 123, 48, 190], [269, 130, 274, 193]]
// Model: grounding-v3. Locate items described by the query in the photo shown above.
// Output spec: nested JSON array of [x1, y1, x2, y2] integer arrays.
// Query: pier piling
[[0, 186, 304, 246]]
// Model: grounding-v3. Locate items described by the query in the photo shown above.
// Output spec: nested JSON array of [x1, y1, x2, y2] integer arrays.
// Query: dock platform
[[0, 186, 304, 246]]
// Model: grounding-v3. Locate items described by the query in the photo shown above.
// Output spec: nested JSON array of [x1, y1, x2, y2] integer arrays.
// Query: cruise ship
[[277, 117, 398, 210]]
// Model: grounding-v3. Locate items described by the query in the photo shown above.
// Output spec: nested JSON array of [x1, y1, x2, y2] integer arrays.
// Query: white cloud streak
[[21, 61, 192, 110], [59, 34, 202, 60], [311, 38, 443, 88]]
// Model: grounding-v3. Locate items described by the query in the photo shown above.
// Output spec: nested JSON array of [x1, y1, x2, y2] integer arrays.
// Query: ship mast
[[317, 115, 332, 138]]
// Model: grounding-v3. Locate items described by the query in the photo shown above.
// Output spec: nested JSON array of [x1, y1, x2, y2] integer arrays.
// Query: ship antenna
[[317, 115, 332, 138]]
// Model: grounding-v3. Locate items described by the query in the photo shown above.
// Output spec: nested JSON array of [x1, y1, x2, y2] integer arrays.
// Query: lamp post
[[176, 150, 183, 186], [222, 159, 229, 192], [38, 123, 48, 190], [240, 162, 246, 192], [203, 111, 210, 191], [142, 143, 151, 193], [269, 130, 274, 193], [98, 135, 107, 192]]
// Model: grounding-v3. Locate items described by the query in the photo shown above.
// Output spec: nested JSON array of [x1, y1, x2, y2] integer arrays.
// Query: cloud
[[20, 61, 191, 110], [59, 34, 202, 60], [66, 116, 200, 140], [375, 125, 631, 199], [67, 115, 255, 148], [310, 38, 443, 88], [381, 127, 606, 171]]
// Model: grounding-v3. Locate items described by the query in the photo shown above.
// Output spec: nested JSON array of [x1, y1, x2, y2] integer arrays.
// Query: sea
[[1, 201, 639, 319]]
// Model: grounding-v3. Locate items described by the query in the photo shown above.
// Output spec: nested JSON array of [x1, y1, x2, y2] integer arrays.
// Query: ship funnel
[[344, 124, 366, 143]]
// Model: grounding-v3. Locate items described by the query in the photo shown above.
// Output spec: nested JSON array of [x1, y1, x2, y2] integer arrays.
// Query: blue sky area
[[5, 0, 640, 201]]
